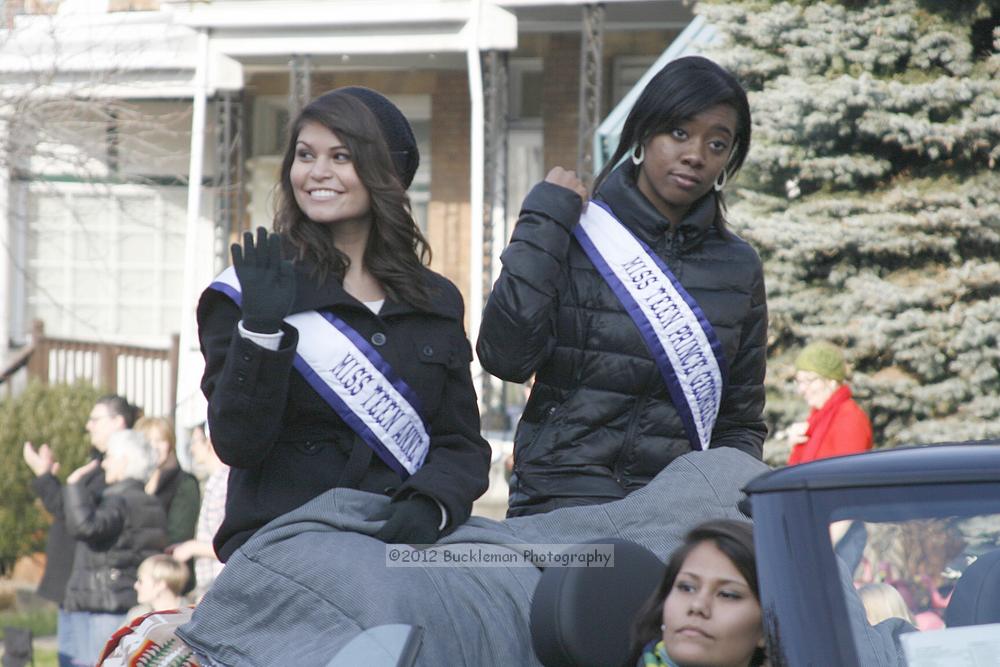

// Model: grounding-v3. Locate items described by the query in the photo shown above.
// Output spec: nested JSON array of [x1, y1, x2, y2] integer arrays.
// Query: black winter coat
[[151, 464, 201, 544], [198, 261, 492, 561], [30, 451, 105, 605], [63, 479, 167, 613], [477, 163, 768, 516]]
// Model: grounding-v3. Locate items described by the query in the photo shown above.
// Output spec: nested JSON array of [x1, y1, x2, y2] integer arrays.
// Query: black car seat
[[529, 538, 666, 667], [944, 547, 1000, 627]]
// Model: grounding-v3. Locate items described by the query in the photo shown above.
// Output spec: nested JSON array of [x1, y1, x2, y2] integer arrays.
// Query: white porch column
[[175, 30, 211, 428], [0, 119, 10, 359], [466, 0, 485, 394]]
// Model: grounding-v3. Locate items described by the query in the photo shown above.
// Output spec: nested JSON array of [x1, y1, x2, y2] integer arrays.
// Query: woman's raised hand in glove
[[231, 227, 296, 334]]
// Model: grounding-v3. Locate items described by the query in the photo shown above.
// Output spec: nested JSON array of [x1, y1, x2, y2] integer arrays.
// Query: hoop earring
[[714, 168, 728, 191], [631, 144, 644, 166]]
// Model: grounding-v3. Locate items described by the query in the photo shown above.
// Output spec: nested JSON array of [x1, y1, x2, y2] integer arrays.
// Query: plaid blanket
[[98, 607, 200, 667]]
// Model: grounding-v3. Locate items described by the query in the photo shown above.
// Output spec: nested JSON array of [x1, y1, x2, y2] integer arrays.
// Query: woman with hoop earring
[[478, 56, 768, 517]]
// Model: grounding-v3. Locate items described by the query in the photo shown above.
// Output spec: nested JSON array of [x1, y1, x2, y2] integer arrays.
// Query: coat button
[[241, 352, 252, 362], [422, 344, 434, 357], [371, 332, 387, 346], [236, 372, 246, 384]]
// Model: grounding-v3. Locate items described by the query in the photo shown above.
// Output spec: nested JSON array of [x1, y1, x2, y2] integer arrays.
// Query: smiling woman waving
[[197, 87, 491, 561], [478, 56, 768, 517]]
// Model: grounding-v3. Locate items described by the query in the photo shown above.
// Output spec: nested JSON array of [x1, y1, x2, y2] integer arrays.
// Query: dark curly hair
[[273, 91, 432, 309]]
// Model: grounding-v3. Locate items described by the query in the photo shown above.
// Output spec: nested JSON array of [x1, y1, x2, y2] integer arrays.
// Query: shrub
[[0, 381, 101, 574]]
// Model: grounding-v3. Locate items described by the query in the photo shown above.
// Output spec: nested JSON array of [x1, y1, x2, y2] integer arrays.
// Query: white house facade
[[0, 0, 694, 429]]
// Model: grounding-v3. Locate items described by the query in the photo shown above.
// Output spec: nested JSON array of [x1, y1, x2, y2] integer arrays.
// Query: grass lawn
[[34, 646, 58, 667], [0, 607, 57, 638]]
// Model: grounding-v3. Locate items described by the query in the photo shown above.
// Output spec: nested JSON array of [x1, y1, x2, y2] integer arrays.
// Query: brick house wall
[[542, 33, 582, 174], [427, 72, 471, 297]]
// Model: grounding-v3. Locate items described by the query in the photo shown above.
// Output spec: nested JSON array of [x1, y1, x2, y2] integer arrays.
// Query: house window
[[508, 58, 543, 127], [407, 116, 430, 234], [251, 96, 290, 158], [9, 98, 194, 347], [19, 181, 187, 345], [505, 59, 544, 241], [612, 56, 658, 107]]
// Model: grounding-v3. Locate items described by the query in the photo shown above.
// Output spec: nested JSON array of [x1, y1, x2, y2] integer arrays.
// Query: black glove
[[367, 494, 443, 546], [231, 227, 296, 334]]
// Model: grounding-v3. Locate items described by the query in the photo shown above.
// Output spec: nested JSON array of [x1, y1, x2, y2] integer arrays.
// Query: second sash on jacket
[[572, 201, 728, 451]]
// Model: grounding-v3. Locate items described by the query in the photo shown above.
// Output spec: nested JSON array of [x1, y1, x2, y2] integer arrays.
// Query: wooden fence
[[0, 320, 179, 418]]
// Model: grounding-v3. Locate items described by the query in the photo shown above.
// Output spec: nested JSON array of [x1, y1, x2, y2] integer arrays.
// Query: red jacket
[[787, 385, 872, 465]]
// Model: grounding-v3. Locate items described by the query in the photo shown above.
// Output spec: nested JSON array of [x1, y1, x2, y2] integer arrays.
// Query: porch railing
[[0, 320, 180, 419]]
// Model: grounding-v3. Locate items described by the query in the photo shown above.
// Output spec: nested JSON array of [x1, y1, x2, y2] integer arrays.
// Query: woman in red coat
[[786, 341, 872, 465]]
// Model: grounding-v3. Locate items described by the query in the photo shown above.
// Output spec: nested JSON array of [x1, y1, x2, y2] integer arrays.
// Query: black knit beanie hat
[[336, 86, 420, 189]]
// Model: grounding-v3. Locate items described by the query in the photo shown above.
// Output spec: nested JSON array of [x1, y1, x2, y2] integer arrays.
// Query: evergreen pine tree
[[699, 0, 1000, 460]]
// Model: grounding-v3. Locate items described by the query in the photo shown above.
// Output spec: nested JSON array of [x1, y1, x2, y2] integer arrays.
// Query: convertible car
[[750, 441, 1000, 667], [99, 441, 1000, 666], [530, 441, 1000, 667]]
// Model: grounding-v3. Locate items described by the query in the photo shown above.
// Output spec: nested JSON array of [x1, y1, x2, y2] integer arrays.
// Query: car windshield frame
[[752, 462, 1000, 667]]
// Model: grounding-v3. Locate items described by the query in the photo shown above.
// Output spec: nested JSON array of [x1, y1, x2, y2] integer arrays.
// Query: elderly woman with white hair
[[62, 429, 168, 666]]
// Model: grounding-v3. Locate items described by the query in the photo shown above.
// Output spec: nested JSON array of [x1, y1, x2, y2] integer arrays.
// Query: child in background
[[128, 554, 189, 621]]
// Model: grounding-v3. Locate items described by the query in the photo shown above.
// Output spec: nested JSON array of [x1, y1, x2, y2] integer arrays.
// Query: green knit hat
[[794, 341, 846, 382]]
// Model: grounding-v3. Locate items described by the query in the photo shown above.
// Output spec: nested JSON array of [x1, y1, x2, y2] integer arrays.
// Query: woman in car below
[[629, 519, 766, 667]]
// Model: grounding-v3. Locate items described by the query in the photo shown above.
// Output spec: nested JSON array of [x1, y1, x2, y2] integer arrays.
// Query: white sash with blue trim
[[209, 267, 429, 477], [572, 201, 728, 450]]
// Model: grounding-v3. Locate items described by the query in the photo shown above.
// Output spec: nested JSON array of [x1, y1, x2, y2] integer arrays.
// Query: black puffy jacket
[[150, 463, 200, 545], [477, 163, 768, 516], [63, 479, 167, 613], [30, 451, 105, 605]]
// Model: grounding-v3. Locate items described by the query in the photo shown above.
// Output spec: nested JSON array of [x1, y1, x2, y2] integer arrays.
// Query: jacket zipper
[[664, 229, 680, 261], [515, 388, 573, 473], [612, 392, 649, 485]]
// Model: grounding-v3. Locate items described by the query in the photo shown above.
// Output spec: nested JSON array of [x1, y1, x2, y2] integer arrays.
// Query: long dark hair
[[628, 519, 765, 667], [594, 56, 752, 234], [274, 91, 432, 309]]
